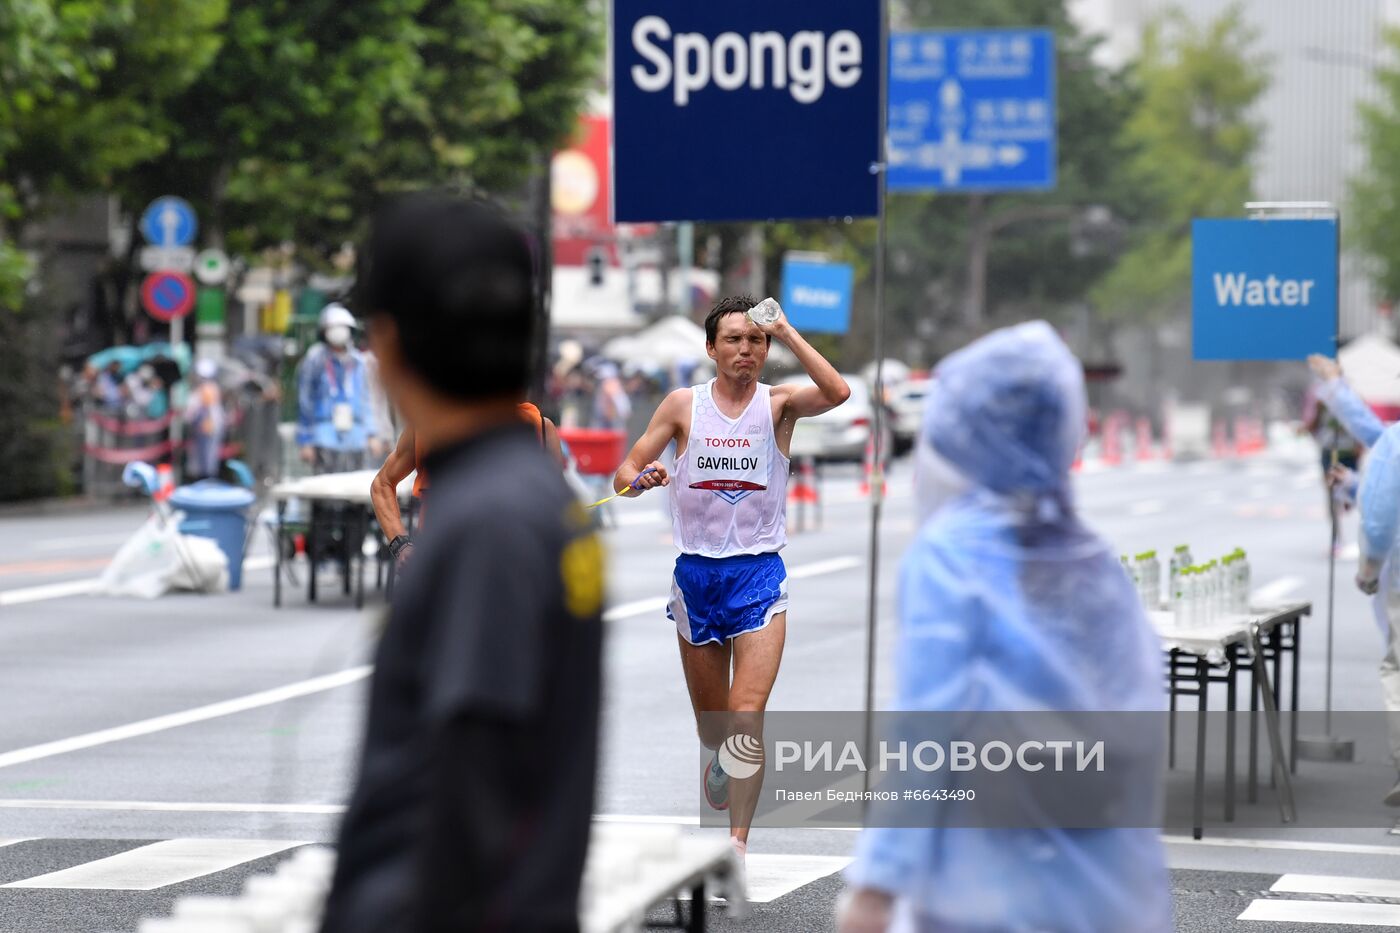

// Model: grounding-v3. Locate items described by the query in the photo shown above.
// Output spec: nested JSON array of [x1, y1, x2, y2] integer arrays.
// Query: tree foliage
[[1349, 26, 1400, 302], [1091, 5, 1268, 318]]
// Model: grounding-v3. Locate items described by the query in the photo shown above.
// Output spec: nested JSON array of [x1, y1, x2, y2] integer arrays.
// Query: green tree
[[695, 0, 1144, 368], [1350, 27, 1400, 302], [117, 0, 602, 258], [1092, 4, 1268, 318], [0, 0, 225, 502]]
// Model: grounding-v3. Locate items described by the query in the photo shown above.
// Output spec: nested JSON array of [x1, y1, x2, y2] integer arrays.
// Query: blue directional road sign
[[140, 196, 198, 248], [612, 0, 880, 222], [781, 260, 854, 334], [888, 29, 1056, 193], [1192, 218, 1338, 360]]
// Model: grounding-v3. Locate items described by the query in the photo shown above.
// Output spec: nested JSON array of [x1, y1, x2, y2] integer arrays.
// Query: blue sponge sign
[[781, 260, 854, 334], [1192, 218, 1338, 360]]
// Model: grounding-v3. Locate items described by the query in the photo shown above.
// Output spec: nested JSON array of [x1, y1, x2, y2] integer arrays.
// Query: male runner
[[371, 407, 564, 567], [613, 295, 850, 859]]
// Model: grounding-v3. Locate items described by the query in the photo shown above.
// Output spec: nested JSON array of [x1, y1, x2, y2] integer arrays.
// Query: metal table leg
[[274, 499, 285, 608], [1248, 654, 1260, 805], [688, 881, 706, 932], [1194, 658, 1208, 840], [308, 502, 319, 603], [1250, 626, 1296, 824], [355, 508, 367, 610], [1226, 643, 1238, 822], [1168, 649, 1179, 770], [1289, 614, 1303, 774]]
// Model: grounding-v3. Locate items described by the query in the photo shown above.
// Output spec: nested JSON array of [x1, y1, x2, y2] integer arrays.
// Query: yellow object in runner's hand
[[587, 466, 657, 509]]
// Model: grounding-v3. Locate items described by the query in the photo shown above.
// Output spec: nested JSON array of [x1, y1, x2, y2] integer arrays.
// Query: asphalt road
[[2, 437, 1400, 931]]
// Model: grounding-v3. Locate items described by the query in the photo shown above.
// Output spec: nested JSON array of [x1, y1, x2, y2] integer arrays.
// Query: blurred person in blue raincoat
[[296, 303, 379, 474], [1309, 354, 1400, 807], [839, 322, 1171, 933]]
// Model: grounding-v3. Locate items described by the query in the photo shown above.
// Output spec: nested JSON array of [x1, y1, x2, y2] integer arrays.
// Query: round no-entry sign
[[141, 271, 197, 322]]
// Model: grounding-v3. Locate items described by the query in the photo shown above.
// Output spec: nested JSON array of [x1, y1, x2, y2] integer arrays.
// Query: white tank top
[[669, 380, 789, 557]]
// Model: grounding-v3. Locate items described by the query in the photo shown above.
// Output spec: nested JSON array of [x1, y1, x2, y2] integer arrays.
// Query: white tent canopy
[[1340, 334, 1400, 405], [602, 315, 797, 370]]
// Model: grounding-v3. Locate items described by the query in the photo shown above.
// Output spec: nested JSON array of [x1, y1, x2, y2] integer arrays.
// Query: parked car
[[787, 374, 874, 462], [889, 375, 930, 455]]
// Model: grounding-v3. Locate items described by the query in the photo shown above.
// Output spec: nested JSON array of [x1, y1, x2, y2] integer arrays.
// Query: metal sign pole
[[863, 0, 891, 795], [1245, 200, 1354, 763]]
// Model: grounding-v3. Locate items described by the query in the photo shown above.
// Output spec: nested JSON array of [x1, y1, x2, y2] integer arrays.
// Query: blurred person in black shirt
[[318, 193, 605, 933]]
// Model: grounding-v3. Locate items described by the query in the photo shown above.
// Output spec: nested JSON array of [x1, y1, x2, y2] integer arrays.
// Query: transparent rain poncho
[[847, 322, 1172, 932], [1316, 376, 1392, 641]]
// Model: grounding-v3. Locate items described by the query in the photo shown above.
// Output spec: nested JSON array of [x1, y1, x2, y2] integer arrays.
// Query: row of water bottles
[[1123, 545, 1252, 627]]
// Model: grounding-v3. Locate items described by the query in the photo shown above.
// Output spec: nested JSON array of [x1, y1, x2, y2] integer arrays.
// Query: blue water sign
[[140, 196, 198, 248], [1192, 218, 1338, 360], [781, 260, 854, 334], [612, 0, 881, 222], [888, 29, 1056, 193]]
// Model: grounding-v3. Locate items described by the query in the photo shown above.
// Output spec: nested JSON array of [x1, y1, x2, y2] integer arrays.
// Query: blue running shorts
[[667, 552, 788, 647]]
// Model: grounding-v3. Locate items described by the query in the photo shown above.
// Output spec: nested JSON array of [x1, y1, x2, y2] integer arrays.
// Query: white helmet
[[318, 303, 357, 330]]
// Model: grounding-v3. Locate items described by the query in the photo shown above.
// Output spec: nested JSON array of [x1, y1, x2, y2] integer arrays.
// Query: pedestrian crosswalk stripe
[[1238, 899, 1400, 926], [0, 839, 28, 849], [677, 854, 850, 904], [2, 838, 304, 890], [1271, 873, 1400, 899]]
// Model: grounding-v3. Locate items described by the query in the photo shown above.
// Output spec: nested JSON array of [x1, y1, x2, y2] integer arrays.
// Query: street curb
[[0, 494, 143, 519]]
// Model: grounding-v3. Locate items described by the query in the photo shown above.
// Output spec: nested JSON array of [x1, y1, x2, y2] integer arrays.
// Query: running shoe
[[703, 752, 730, 811]]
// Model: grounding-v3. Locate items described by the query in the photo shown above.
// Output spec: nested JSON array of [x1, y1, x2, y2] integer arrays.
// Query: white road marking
[[2, 838, 304, 890], [596, 813, 701, 826], [742, 854, 852, 903], [1237, 899, 1400, 926], [33, 533, 133, 552], [1250, 484, 1273, 500], [0, 579, 96, 606], [1293, 474, 1319, 490], [1203, 490, 1228, 505], [678, 854, 853, 904], [1163, 835, 1400, 856], [0, 799, 344, 814], [603, 556, 862, 622], [1129, 500, 1164, 516], [1272, 874, 1400, 898], [0, 556, 275, 607], [0, 838, 30, 848], [0, 665, 370, 770], [1252, 576, 1303, 604]]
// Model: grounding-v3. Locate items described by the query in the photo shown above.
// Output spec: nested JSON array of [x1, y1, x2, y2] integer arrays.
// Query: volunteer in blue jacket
[[839, 322, 1171, 933], [296, 303, 379, 474]]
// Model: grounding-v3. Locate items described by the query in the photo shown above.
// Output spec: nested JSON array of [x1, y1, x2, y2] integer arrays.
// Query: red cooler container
[[559, 428, 627, 476]]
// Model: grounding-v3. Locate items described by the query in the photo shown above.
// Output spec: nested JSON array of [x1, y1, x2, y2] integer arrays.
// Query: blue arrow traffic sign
[[140, 196, 198, 248], [888, 29, 1056, 193]]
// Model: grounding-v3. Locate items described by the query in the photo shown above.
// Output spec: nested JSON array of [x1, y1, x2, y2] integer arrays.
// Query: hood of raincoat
[[923, 320, 1085, 498]]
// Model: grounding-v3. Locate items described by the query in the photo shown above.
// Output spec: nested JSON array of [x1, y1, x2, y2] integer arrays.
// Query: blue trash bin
[[169, 481, 258, 590]]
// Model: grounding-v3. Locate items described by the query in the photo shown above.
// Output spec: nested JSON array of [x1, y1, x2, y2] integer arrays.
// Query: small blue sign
[[1192, 219, 1338, 360], [612, 0, 880, 222], [781, 260, 854, 334], [140, 196, 198, 248], [888, 29, 1056, 193]]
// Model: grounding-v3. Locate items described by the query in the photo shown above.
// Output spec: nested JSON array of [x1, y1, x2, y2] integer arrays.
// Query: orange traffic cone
[[788, 457, 819, 504], [155, 463, 175, 502]]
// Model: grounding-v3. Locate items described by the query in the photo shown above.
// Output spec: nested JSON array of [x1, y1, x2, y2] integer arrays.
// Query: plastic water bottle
[[746, 297, 782, 326], [1182, 568, 1200, 628], [1147, 550, 1161, 608], [1234, 548, 1251, 613], [1171, 565, 1188, 626]]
